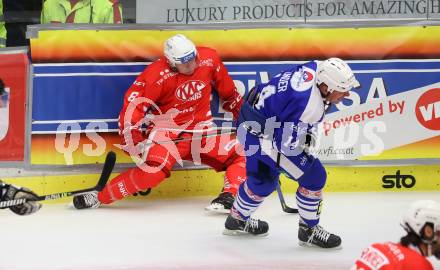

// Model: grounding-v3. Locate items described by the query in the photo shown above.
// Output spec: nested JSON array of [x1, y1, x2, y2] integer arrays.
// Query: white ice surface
[[1, 192, 439, 270]]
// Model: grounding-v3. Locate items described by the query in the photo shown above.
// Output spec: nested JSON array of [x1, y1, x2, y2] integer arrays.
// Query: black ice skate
[[205, 192, 235, 214], [298, 221, 342, 249], [73, 192, 101, 209], [223, 214, 269, 236]]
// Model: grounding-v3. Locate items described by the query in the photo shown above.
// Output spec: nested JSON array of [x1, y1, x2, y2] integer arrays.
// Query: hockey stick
[[276, 180, 298, 214], [0, 151, 116, 208]]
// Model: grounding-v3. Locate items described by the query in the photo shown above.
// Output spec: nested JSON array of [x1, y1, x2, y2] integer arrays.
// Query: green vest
[[0, 1, 6, 47], [41, 0, 122, 24]]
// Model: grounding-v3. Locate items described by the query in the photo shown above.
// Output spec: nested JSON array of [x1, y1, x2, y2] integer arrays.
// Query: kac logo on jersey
[[175, 80, 205, 102], [290, 67, 315, 92]]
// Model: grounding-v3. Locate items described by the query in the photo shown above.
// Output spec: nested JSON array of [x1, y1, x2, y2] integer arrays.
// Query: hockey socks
[[223, 160, 246, 195], [230, 182, 265, 220], [98, 167, 166, 204], [296, 186, 323, 227]]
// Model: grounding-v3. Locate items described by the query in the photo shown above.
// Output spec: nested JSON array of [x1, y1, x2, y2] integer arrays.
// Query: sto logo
[[175, 80, 205, 102], [415, 88, 440, 130], [382, 170, 416, 189]]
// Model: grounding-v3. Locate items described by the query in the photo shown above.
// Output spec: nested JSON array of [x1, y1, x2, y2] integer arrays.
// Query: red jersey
[[352, 242, 433, 270], [119, 47, 242, 133]]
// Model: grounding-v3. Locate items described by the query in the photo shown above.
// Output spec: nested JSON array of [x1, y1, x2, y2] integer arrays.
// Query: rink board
[[3, 165, 440, 204], [29, 27, 440, 165], [31, 60, 440, 165]]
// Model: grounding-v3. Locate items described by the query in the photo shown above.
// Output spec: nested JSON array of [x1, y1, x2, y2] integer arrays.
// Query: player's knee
[[223, 149, 246, 170], [247, 161, 279, 196], [258, 160, 278, 183], [226, 155, 246, 171], [298, 159, 327, 191], [247, 175, 278, 197], [133, 162, 169, 190]]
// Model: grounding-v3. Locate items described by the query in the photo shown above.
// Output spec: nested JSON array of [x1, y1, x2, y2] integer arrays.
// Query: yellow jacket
[[41, 0, 123, 24], [0, 1, 6, 47]]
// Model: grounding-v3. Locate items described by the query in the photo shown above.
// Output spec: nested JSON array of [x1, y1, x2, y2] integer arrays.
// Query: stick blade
[[283, 206, 299, 213], [95, 151, 116, 191], [276, 182, 299, 214]]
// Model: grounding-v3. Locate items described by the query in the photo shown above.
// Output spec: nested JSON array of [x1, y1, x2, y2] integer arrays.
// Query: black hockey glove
[[0, 180, 42, 215], [0, 78, 5, 95], [301, 131, 317, 155], [305, 130, 317, 147]]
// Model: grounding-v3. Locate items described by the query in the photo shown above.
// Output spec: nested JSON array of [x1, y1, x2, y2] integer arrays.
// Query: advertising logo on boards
[[382, 170, 416, 189], [415, 88, 440, 130]]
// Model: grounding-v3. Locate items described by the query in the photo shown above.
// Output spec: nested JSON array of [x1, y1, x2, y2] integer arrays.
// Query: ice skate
[[223, 214, 269, 236], [298, 221, 342, 249], [205, 192, 235, 214], [73, 191, 101, 209]]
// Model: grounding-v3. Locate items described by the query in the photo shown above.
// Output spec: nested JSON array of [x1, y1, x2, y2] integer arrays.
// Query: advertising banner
[[317, 81, 440, 160], [135, 0, 440, 24], [29, 27, 440, 165], [0, 52, 28, 162]]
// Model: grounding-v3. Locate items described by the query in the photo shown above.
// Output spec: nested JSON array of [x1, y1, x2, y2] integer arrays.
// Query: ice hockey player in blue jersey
[[223, 58, 360, 249]]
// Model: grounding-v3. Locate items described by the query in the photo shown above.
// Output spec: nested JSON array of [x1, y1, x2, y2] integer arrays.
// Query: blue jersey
[[239, 61, 325, 154], [254, 60, 324, 125], [235, 61, 333, 228]]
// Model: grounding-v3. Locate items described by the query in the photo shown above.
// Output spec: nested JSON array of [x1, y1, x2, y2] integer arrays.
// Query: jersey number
[[127, 91, 139, 102], [255, 85, 276, 110]]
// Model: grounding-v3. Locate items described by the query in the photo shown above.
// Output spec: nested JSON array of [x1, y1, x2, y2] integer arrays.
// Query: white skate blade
[[205, 203, 230, 214], [223, 229, 268, 237], [298, 240, 343, 250]]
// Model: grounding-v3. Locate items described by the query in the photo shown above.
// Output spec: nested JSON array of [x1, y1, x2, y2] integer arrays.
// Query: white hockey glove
[[0, 180, 42, 215]]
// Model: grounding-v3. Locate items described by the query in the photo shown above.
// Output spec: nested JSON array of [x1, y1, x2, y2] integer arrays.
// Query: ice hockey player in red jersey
[[352, 200, 440, 270], [72, 34, 245, 213]]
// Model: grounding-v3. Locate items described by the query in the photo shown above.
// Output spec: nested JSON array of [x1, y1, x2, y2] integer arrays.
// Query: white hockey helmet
[[316, 58, 360, 93], [164, 34, 197, 67], [402, 200, 440, 244]]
